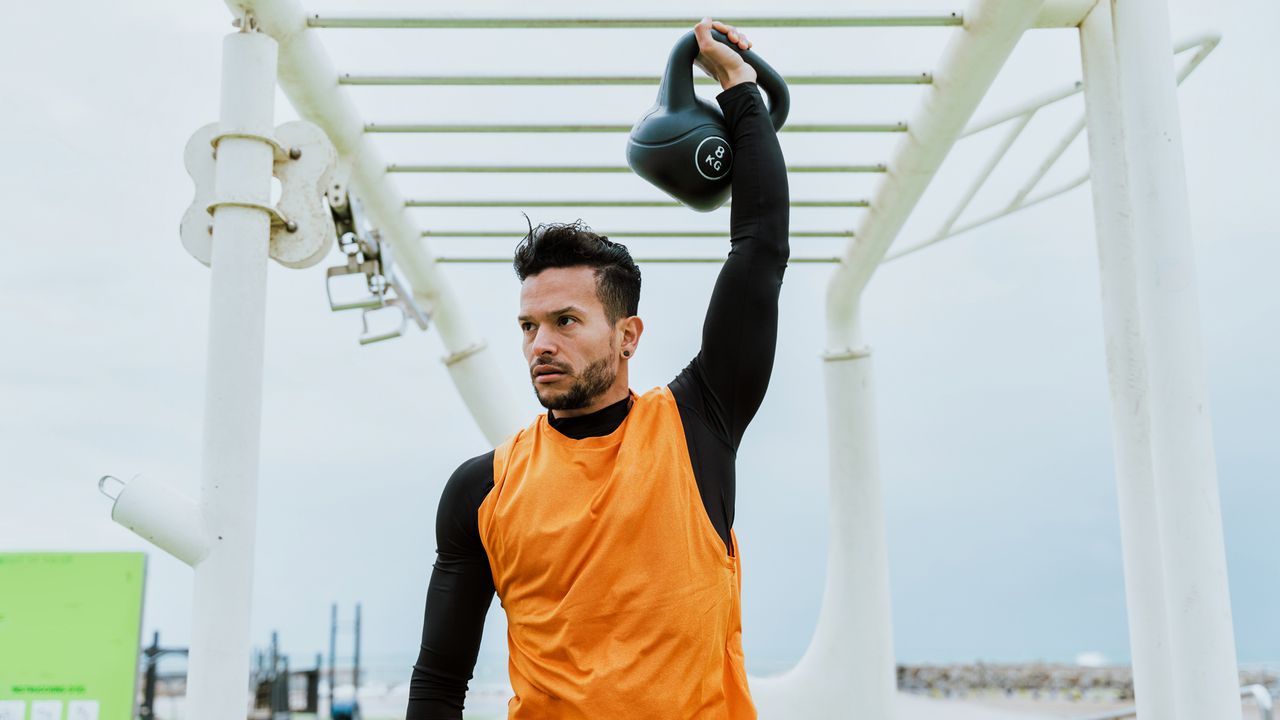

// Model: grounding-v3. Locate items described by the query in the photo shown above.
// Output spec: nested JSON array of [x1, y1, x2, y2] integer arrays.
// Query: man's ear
[[620, 315, 644, 358]]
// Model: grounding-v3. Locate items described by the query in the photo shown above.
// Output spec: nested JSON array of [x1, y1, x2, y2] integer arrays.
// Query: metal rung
[[309, 15, 963, 29], [421, 230, 855, 238], [342, 74, 932, 86], [435, 256, 842, 264], [406, 200, 869, 208], [389, 164, 887, 173], [366, 123, 907, 134]]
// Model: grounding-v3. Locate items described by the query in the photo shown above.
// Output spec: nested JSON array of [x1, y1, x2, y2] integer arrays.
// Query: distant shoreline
[[898, 661, 1279, 700]]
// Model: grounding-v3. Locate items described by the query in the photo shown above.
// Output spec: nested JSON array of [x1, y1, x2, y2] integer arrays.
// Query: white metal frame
[[105, 2, 1242, 718], [886, 34, 1217, 262], [222, 0, 526, 445]]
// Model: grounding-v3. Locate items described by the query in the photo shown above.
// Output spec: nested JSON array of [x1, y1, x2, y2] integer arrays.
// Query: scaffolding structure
[[102, 1, 1241, 718]]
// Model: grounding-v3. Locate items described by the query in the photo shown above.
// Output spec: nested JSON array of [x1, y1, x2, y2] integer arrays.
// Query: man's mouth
[[533, 364, 568, 384]]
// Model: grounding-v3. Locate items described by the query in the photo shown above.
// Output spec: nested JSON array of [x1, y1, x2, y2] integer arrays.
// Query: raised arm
[[674, 76, 790, 449], [406, 453, 497, 719]]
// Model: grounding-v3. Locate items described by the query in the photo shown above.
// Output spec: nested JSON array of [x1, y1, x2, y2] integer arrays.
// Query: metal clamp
[[822, 346, 872, 362], [205, 199, 296, 231], [442, 341, 487, 367], [209, 130, 298, 163]]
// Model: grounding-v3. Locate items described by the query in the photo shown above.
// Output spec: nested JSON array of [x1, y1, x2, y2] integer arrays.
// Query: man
[[407, 17, 789, 719]]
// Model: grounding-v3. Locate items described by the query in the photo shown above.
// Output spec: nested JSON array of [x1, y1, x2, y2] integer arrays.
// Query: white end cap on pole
[[101, 475, 211, 567]]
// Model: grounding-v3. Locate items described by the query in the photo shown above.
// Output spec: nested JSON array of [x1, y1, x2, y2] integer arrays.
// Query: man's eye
[[558, 316, 577, 326], [520, 322, 534, 332]]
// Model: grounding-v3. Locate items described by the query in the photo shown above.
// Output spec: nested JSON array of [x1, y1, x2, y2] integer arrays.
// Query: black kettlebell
[[627, 28, 790, 213]]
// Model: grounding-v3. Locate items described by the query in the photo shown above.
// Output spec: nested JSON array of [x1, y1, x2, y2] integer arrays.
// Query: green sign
[[0, 553, 146, 720]]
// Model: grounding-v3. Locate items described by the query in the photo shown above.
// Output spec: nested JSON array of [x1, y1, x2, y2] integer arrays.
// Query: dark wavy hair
[[512, 216, 641, 324]]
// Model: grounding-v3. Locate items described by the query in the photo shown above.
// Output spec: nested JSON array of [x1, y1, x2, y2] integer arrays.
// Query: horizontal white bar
[[405, 199, 869, 208], [367, 122, 908, 133], [436, 256, 842, 264], [308, 15, 964, 29], [342, 74, 933, 86], [421, 229, 855, 237], [389, 164, 888, 174], [309, 10, 1095, 31]]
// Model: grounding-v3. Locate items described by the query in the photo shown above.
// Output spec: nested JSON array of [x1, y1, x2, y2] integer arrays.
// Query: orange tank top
[[477, 385, 755, 719]]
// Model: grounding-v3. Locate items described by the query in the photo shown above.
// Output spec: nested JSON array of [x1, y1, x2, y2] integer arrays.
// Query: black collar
[[547, 394, 633, 440]]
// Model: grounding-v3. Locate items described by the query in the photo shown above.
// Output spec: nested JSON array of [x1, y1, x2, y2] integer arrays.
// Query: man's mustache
[[531, 357, 572, 375]]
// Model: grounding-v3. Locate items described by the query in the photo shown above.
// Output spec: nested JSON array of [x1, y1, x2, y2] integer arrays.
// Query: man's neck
[[549, 384, 631, 420], [546, 393, 633, 440]]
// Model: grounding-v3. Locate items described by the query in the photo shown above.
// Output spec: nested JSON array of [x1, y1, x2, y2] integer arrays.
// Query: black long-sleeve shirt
[[407, 80, 789, 718]]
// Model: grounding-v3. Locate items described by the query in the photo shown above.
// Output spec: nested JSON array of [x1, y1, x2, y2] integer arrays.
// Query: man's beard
[[532, 356, 616, 411]]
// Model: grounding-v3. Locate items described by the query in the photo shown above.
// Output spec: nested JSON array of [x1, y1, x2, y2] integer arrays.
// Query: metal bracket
[[181, 120, 337, 269], [324, 228, 385, 312], [325, 193, 432, 345]]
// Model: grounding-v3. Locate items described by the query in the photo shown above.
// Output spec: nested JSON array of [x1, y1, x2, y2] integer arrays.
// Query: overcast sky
[[2, 0, 1276, 685]]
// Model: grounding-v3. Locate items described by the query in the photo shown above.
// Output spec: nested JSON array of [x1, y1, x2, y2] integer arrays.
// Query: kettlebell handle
[[658, 29, 791, 132]]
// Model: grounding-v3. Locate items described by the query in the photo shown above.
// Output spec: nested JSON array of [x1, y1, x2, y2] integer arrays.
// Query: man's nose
[[530, 325, 558, 358]]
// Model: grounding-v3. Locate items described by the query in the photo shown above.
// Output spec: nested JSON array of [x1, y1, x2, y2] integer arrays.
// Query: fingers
[[695, 17, 712, 46], [712, 20, 751, 50], [699, 17, 752, 50]]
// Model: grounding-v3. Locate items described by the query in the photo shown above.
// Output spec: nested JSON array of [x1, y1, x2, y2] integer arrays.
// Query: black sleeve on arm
[[406, 451, 497, 720], [672, 81, 790, 450]]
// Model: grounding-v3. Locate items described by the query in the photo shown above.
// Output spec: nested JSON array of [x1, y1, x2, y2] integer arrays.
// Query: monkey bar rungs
[[883, 34, 1219, 262]]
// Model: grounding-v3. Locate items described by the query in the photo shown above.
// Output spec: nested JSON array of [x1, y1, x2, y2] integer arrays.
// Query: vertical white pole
[[184, 24, 277, 720], [813, 310, 897, 717], [1110, 0, 1242, 717], [749, 308, 896, 720], [1078, 4, 1176, 717]]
